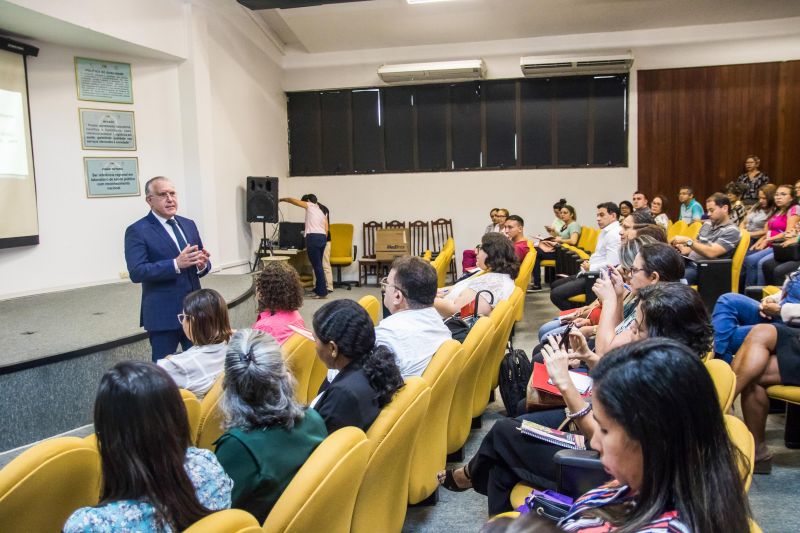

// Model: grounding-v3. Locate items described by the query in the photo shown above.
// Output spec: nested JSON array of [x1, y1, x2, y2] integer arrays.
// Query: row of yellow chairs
[[666, 219, 702, 242], [430, 237, 455, 288]]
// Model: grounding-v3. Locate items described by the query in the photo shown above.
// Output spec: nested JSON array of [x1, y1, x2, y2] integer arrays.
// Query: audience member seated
[[671, 193, 741, 285], [435, 232, 519, 317], [64, 362, 233, 532], [485, 207, 501, 234], [214, 329, 327, 523], [631, 190, 651, 217], [251, 261, 306, 345], [438, 283, 714, 515], [465, 208, 510, 272], [650, 194, 670, 230], [742, 184, 799, 286], [545, 199, 568, 236], [733, 305, 800, 474], [677, 185, 704, 224], [726, 181, 748, 226], [618, 210, 658, 245], [310, 299, 404, 433], [157, 288, 232, 399], [712, 271, 800, 363], [741, 184, 776, 239], [618, 200, 633, 219], [530, 205, 580, 291], [737, 154, 770, 206], [503, 214, 530, 262], [549, 203, 621, 310], [485, 339, 751, 532], [377, 256, 451, 377]]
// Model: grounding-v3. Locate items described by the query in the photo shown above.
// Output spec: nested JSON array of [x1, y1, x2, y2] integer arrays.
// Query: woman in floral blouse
[[64, 362, 232, 532], [736, 154, 770, 206]]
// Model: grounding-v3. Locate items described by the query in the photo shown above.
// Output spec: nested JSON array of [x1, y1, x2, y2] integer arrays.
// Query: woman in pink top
[[252, 261, 306, 345], [280, 194, 329, 298], [743, 184, 799, 286]]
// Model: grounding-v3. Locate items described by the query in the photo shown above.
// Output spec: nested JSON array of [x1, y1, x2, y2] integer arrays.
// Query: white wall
[[281, 19, 800, 280]]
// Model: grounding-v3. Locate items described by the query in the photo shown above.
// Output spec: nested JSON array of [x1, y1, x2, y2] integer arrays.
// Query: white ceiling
[[257, 0, 800, 54]]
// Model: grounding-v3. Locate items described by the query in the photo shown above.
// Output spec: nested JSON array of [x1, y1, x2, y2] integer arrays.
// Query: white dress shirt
[[157, 342, 227, 399], [374, 306, 452, 378], [151, 211, 207, 274], [589, 220, 621, 270]]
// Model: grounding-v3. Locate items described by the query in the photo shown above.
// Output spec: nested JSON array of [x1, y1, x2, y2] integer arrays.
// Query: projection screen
[[0, 36, 39, 249]]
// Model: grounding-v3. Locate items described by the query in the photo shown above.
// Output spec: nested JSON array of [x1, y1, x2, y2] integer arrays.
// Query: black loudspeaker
[[246, 176, 278, 223]]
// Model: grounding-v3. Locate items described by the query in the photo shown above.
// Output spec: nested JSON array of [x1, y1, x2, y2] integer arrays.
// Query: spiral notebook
[[516, 420, 587, 450]]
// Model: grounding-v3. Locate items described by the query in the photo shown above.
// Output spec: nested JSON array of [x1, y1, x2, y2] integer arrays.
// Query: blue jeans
[[743, 248, 774, 286], [711, 292, 781, 362], [306, 233, 328, 296], [538, 318, 567, 343]]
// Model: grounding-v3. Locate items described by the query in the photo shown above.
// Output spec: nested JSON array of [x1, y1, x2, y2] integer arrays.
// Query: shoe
[[438, 466, 471, 492], [309, 294, 328, 300], [527, 285, 543, 293], [753, 456, 772, 475]]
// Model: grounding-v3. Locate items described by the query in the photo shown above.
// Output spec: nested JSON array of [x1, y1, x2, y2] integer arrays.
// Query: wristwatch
[[685, 239, 694, 248]]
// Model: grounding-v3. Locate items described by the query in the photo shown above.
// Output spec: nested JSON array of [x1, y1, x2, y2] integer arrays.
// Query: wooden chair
[[431, 218, 457, 283], [385, 220, 406, 228], [358, 221, 384, 286], [409, 220, 430, 257]]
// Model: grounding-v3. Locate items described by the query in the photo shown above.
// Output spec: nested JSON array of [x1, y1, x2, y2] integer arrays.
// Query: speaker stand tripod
[[252, 221, 274, 272]]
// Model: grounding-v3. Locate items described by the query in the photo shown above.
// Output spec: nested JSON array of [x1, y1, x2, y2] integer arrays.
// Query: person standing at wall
[[125, 176, 211, 362], [280, 194, 328, 299], [317, 199, 334, 293]]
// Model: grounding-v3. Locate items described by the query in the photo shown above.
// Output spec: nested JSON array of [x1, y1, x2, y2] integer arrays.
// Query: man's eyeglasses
[[379, 277, 406, 296], [150, 191, 178, 200]]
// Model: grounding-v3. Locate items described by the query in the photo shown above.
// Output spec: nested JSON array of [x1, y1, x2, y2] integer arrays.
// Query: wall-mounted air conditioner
[[378, 59, 486, 84], [520, 53, 633, 78]]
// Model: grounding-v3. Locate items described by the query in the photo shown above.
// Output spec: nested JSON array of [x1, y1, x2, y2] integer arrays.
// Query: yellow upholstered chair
[[263, 427, 370, 533], [351, 377, 432, 533], [725, 414, 755, 491], [330, 223, 358, 289], [181, 388, 202, 443], [685, 221, 703, 239], [306, 357, 328, 403], [490, 288, 524, 391], [281, 333, 318, 404], [196, 373, 226, 451], [185, 509, 262, 533], [705, 359, 736, 411], [730, 230, 750, 293], [422, 249, 432, 262], [357, 294, 381, 326], [433, 238, 455, 288], [510, 483, 533, 509], [448, 318, 495, 455], [667, 220, 687, 242], [0, 437, 101, 532], [408, 340, 465, 504], [514, 249, 536, 321]]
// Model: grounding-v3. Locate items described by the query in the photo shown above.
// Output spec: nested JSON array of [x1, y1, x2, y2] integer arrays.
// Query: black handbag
[[525, 491, 572, 521], [443, 290, 494, 342]]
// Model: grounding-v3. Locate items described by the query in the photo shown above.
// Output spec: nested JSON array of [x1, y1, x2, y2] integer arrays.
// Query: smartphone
[[559, 323, 574, 350], [607, 265, 615, 278]]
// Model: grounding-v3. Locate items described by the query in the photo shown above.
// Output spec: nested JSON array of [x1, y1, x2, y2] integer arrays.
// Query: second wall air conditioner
[[520, 53, 633, 78], [378, 59, 486, 84]]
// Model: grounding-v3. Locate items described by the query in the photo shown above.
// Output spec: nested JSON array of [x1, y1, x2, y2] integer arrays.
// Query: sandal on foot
[[753, 456, 773, 475], [439, 467, 470, 492]]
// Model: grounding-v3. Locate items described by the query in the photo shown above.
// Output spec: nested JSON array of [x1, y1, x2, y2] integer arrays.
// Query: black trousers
[[763, 258, 800, 286], [549, 275, 586, 311], [467, 409, 567, 515]]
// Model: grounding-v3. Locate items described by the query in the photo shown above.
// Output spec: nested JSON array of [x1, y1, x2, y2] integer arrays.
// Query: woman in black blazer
[[310, 299, 404, 433]]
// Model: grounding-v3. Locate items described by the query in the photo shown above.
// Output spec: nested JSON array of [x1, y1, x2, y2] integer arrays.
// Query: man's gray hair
[[144, 176, 170, 196], [221, 329, 304, 431]]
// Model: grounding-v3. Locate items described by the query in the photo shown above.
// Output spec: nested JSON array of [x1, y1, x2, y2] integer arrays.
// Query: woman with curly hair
[[251, 261, 306, 345], [310, 299, 404, 433], [434, 232, 519, 317], [214, 329, 327, 522]]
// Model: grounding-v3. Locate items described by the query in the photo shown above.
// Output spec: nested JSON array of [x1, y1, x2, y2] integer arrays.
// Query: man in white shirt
[[549, 202, 622, 310], [378, 256, 452, 378]]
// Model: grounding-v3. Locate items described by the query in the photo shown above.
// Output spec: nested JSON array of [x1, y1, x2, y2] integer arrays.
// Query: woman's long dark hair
[[312, 300, 404, 407], [480, 232, 519, 278], [636, 283, 712, 357], [589, 338, 751, 533], [94, 362, 212, 530]]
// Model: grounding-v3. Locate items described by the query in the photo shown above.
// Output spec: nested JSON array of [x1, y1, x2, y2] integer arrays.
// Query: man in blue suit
[[125, 176, 211, 361]]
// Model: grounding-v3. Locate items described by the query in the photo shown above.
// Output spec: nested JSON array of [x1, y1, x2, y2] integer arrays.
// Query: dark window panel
[[416, 85, 448, 171], [383, 86, 415, 171], [520, 78, 553, 166], [287, 92, 321, 175], [450, 82, 482, 169], [592, 75, 628, 166], [485, 80, 517, 168], [555, 77, 590, 166], [352, 89, 383, 173], [320, 91, 351, 173]]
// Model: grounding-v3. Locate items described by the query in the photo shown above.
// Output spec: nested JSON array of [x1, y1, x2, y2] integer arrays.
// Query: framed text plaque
[[83, 157, 140, 198], [75, 57, 134, 104]]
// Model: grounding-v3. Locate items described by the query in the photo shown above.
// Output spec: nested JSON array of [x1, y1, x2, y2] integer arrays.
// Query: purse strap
[[471, 289, 494, 319]]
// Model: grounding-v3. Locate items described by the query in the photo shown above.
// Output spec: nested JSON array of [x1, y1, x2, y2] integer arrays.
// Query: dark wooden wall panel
[[638, 61, 800, 220]]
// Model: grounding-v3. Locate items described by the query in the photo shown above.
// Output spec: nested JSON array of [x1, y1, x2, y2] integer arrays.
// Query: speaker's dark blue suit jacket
[[124, 212, 209, 332]]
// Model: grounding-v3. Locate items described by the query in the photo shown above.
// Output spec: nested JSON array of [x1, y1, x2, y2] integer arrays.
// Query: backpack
[[498, 347, 533, 417]]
